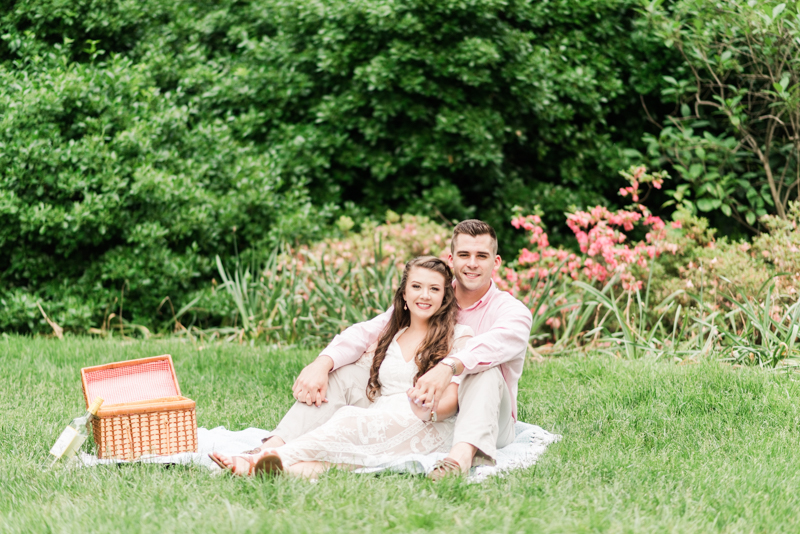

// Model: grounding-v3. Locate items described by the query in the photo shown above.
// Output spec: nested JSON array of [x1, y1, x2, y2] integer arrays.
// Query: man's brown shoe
[[427, 457, 462, 481]]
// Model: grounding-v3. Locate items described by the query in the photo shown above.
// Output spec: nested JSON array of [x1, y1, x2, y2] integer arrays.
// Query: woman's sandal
[[208, 452, 258, 476], [427, 457, 462, 482], [254, 453, 284, 476]]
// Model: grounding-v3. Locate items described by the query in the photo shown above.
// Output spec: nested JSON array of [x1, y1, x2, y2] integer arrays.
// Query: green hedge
[[0, 42, 322, 332], [0, 0, 674, 333]]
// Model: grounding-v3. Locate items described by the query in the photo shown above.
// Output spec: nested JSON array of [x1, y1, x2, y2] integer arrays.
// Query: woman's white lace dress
[[276, 324, 473, 468]]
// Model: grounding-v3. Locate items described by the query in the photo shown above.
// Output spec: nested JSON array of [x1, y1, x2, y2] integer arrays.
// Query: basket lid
[[81, 355, 181, 407]]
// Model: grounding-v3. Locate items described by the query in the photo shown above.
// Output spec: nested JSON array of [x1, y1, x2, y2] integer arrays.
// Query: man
[[250, 219, 531, 478]]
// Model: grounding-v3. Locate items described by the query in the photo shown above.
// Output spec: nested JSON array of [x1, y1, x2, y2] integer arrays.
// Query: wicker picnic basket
[[81, 355, 197, 460]]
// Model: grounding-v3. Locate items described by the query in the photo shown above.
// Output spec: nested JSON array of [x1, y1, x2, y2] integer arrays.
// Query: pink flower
[[591, 206, 611, 221], [671, 221, 682, 229], [644, 215, 665, 231], [536, 235, 549, 248], [623, 278, 643, 292], [518, 248, 540, 265], [505, 268, 519, 283], [617, 248, 635, 264], [546, 317, 562, 330]]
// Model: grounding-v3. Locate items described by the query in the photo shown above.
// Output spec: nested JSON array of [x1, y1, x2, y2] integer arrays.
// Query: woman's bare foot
[[208, 452, 259, 476]]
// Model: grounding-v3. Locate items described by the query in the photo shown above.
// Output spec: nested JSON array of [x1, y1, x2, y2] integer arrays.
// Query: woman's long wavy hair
[[366, 256, 458, 402]]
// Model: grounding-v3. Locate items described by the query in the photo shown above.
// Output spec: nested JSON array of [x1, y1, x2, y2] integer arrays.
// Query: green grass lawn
[[3, 334, 800, 533]]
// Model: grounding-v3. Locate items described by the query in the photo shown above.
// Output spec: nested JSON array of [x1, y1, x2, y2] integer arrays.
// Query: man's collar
[[456, 280, 496, 311]]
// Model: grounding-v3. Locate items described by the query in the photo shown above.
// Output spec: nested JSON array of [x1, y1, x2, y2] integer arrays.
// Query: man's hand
[[406, 363, 453, 413], [292, 355, 334, 406]]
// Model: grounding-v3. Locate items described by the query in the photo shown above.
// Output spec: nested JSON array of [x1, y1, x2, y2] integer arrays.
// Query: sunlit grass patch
[[3, 335, 800, 533]]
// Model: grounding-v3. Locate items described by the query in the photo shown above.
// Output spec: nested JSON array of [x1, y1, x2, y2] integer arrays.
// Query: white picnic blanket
[[79, 422, 561, 482]]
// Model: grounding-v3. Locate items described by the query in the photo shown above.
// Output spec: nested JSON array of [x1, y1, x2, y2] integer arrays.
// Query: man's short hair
[[451, 219, 498, 256]]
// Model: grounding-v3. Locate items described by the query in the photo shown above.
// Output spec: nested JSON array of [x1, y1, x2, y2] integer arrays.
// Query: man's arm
[[291, 308, 392, 406], [452, 300, 532, 375], [406, 324, 474, 412], [408, 300, 532, 410], [321, 308, 393, 371]]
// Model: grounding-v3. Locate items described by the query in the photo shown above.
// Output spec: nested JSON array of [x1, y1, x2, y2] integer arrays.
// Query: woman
[[209, 256, 472, 478]]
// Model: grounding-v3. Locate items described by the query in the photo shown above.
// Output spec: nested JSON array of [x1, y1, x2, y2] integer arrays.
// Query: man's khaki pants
[[271, 364, 515, 462]]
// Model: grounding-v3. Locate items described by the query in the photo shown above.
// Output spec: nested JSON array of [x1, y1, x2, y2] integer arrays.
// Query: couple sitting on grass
[[210, 219, 532, 480]]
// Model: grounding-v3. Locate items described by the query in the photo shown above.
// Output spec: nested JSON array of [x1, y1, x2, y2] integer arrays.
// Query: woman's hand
[[406, 363, 453, 413], [407, 388, 432, 421], [409, 382, 460, 422], [292, 355, 334, 406]]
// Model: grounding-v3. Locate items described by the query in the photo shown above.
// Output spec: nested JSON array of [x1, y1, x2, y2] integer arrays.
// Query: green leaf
[[681, 103, 691, 117], [746, 210, 757, 226], [773, 3, 786, 19], [721, 204, 732, 216], [696, 198, 717, 212], [779, 72, 791, 93], [622, 148, 644, 158]]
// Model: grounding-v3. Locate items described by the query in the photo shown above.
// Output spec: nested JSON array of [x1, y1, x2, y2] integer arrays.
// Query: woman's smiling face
[[403, 267, 446, 323]]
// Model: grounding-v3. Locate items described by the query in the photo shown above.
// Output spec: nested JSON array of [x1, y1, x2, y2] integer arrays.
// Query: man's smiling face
[[448, 233, 501, 295]]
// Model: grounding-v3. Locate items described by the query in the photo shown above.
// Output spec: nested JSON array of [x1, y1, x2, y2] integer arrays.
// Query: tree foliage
[[0, 0, 672, 332], [645, 0, 800, 231], [0, 32, 322, 332]]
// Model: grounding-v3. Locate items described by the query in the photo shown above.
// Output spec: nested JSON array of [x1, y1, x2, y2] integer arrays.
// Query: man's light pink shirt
[[321, 281, 532, 419]]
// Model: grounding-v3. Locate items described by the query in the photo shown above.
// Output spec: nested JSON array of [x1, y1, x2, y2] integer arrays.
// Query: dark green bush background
[[0, 0, 676, 333]]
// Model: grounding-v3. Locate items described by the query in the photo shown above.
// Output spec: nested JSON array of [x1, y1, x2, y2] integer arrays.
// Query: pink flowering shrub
[[192, 212, 451, 344], [275, 213, 451, 337], [495, 166, 677, 296], [493, 166, 682, 343], [752, 201, 800, 296], [196, 174, 797, 358], [649, 203, 799, 319], [294, 212, 450, 275], [493, 170, 797, 354]]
